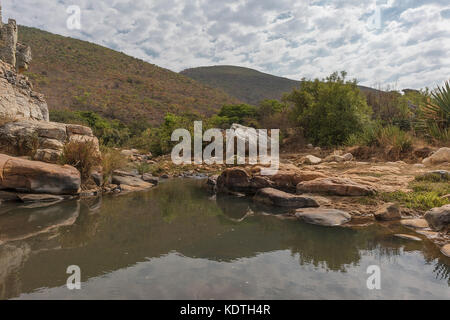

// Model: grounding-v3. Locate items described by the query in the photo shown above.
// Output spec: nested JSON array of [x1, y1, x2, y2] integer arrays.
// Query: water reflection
[[0, 179, 448, 299]]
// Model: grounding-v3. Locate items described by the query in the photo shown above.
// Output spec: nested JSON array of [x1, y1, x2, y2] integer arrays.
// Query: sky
[[2, 0, 450, 90]]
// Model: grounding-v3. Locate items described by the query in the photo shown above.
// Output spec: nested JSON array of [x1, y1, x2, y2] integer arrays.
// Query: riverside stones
[[424, 204, 450, 231], [0, 153, 80, 195], [400, 219, 429, 229], [304, 155, 322, 165], [394, 234, 422, 242], [441, 244, 450, 258], [296, 177, 376, 196], [295, 208, 351, 226], [374, 202, 401, 221], [253, 188, 319, 208]]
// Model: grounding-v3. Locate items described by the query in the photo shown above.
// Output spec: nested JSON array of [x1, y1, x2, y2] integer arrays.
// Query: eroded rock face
[[295, 208, 351, 226], [296, 177, 376, 196], [424, 204, 450, 231], [0, 153, 81, 195], [253, 187, 319, 208], [0, 60, 48, 121], [0, 119, 100, 163]]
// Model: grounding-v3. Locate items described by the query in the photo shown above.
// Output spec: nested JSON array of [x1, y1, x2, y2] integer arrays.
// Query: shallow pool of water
[[0, 179, 449, 299]]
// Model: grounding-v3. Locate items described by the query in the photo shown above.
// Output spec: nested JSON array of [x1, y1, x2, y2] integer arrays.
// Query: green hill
[[18, 26, 239, 125], [181, 65, 380, 105]]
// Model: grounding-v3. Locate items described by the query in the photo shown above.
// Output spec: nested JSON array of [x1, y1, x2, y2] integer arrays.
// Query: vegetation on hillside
[[19, 26, 239, 126]]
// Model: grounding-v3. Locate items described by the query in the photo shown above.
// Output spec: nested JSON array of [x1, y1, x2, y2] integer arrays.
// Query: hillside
[[18, 26, 239, 125], [181, 65, 380, 105]]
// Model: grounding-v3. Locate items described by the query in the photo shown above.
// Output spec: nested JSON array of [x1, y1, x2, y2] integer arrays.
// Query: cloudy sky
[[3, 0, 450, 89]]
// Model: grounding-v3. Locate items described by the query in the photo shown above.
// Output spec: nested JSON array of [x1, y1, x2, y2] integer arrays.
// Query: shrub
[[135, 162, 151, 175], [377, 125, 413, 155], [60, 140, 101, 183], [101, 147, 128, 185], [284, 71, 372, 146]]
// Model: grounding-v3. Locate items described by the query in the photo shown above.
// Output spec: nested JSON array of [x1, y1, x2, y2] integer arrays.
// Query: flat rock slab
[[254, 188, 319, 208], [394, 234, 422, 242], [400, 219, 429, 229], [113, 175, 153, 189], [297, 177, 376, 196], [295, 208, 351, 226], [441, 244, 450, 257]]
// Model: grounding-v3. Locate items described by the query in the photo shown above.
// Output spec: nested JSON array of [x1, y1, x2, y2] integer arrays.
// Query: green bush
[[284, 71, 372, 146]]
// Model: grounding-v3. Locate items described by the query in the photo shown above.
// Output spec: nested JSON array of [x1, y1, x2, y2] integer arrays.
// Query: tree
[[284, 71, 372, 146]]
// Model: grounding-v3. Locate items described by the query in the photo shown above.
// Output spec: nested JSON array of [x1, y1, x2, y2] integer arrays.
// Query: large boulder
[[422, 148, 450, 166], [0, 154, 80, 195], [297, 177, 376, 196], [424, 204, 450, 231], [295, 208, 351, 226], [217, 168, 252, 193], [253, 188, 319, 208]]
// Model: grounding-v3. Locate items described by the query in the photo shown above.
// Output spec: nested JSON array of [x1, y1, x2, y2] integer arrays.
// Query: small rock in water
[[394, 234, 422, 242], [295, 208, 351, 226]]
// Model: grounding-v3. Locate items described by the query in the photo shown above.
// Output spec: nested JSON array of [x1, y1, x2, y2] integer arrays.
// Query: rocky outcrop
[[424, 204, 450, 231], [400, 219, 429, 229], [296, 177, 376, 196], [295, 208, 351, 226], [374, 203, 401, 221], [0, 120, 100, 163], [422, 148, 450, 166], [0, 60, 48, 121], [0, 153, 80, 195], [0, 6, 32, 71], [253, 188, 319, 208], [441, 244, 450, 258]]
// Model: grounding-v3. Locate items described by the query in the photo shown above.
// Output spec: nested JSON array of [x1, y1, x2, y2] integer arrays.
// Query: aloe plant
[[421, 81, 450, 143]]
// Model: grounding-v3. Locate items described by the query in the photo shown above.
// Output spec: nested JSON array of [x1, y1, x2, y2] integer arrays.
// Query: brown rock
[[0, 153, 80, 194], [394, 234, 422, 242], [400, 219, 429, 229], [254, 188, 319, 208], [441, 244, 450, 258], [424, 204, 450, 231], [374, 203, 401, 221], [296, 177, 376, 196]]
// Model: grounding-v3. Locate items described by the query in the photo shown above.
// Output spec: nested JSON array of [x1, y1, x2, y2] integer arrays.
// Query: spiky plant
[[421, 81, 450, 143]]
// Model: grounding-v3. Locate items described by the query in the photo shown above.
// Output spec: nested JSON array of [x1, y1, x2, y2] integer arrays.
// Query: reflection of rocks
[[394, 234, 422, 242], [0, 243, 31, 300], [0, 200, 80, 244], [295, 208, 351, 227]]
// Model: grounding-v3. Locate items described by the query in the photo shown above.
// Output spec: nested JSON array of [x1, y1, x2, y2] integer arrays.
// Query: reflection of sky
[[16, 251, 450, 299], [3, 0, 450, 89]]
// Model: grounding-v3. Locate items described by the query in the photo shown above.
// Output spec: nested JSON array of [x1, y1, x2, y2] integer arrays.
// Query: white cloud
[[2, 0, 449, 89]]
